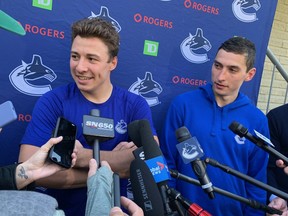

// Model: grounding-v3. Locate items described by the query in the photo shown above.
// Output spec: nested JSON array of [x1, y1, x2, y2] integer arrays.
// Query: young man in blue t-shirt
[[19, 18, 156, 216]]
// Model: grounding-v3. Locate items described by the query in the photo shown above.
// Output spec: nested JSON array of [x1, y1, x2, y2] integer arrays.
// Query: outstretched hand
[[17, 137, 78, 189]]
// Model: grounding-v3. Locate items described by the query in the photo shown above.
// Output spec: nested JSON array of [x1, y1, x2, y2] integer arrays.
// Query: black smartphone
[[49, 117, 77, 168]]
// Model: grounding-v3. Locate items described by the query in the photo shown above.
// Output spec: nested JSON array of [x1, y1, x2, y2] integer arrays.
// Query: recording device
[[83, 109, 114, 164], [175, 126, 215, 199], [130, 158, 165, 215], [49, 117, 77, 168], [229, 121, 288, 164], [138, 119, 178, 215], [0, 101, 17, 128]]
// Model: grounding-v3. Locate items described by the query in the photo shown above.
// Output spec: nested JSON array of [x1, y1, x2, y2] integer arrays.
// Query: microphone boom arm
[[205, 157, 288, 201], [169, 169, 282, 215]]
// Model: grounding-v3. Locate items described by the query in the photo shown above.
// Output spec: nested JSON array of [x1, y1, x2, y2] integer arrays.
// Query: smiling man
[[160, 36, 269, 216], [19, 18, 156, 216]]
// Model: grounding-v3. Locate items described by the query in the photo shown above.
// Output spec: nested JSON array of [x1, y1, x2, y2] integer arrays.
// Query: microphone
[[175, 126, 215, 199], [130, 158, 165, 216], [83, 110, 120, 207], [229, 121, 288, 164], [83, 109, 114, 164], [167, 188, 212, 216], [128, 120, 142, 148], [138, 119, 178, 215], [128, 120, 145, 160]]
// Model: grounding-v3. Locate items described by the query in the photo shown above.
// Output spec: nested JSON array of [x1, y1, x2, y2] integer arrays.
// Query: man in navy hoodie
[[161, 36, 269, 215]]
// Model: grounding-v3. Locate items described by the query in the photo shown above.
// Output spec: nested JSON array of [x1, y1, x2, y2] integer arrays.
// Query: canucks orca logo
[[9, 54, 57, 96], [234, 135, 246, 145], [180, 28, 212, 64], [232, 0, 261, 22], [89, 6, 121, 32], [181, 143, 199, 160], [129, 72, 162, 107], [115, 119, 127, 134]]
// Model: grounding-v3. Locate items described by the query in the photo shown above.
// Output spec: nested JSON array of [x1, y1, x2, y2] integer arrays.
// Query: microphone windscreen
[[128, 120, 142, 147], [130, 159, 165, 216], [175, 126, 192, 142], [139, 119, 161, 159]]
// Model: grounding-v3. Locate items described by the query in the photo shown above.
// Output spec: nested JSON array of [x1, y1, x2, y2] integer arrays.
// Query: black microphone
[[229, 121, 288, 164], [128, 120, 142, 148], [175, 126, 215, 199], [128, 120, 145, 160], [130, 158, 165, 216], [138, 119, 178, 215], [83, 109, 114, 164], [167, 188, 212, 216]]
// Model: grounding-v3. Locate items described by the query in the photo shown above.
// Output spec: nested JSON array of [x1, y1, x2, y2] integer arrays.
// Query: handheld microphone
[[138, 119, 178, 215], [83, 109, 114, 164], [175, 126, 215, 199], [128, 120, 142, 148], [130, 158, 165, 216], [229, 121, 288, 165], [128, 120, 145, 160], [167, 188, 212, 216]]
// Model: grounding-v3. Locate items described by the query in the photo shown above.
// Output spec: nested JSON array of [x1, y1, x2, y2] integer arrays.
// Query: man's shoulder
[[113, 85, 145, 101], [41, 83, 77, 100]]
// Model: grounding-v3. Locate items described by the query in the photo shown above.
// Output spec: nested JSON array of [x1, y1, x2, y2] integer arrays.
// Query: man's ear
[[110, 56, 118, 71], [245, 67, 256, 81]]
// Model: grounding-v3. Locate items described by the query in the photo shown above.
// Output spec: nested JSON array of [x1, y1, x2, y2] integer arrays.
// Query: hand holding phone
[[49, 117, 77, 168]]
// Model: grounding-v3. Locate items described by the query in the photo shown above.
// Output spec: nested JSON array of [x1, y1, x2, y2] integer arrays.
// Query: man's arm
[[19, 140, 137, 188]]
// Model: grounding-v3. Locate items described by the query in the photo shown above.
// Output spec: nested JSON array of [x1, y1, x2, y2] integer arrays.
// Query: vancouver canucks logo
[[181, 143, 200, 160], [9, 54, 57, 96], [180, 28, 212, 64], [232, 0, 261, 22], [129, 72, 162, 107], [115, 119, 127, 134], [234, 135, 246, 145], [89, 6, 121, 32]]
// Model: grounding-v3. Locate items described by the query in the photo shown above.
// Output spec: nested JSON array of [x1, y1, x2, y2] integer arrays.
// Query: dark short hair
[[71, 17, 119, 61], [218, 36, 256, 71]]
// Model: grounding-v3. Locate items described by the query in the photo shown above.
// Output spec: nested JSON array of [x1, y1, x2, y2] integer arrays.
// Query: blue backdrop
[[0, 0, 277, 166]]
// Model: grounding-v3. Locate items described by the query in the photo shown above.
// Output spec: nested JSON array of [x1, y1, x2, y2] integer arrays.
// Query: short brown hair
[[71, 17, 120, 61]]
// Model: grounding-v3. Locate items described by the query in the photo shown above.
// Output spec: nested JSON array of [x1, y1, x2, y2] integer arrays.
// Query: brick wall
[[257, 0, 288, 113]]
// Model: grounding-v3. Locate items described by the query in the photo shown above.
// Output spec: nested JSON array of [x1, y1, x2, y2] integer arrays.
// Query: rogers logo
[[172, 76, 207, 86], [23, 23, 65, 39], [134, 13, 173, 29]]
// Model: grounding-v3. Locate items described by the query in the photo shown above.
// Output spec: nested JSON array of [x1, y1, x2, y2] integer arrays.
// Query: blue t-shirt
[[21, 82, 156, 216]]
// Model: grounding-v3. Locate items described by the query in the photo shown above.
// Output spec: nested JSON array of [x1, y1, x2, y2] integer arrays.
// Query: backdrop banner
[[0, 0, 277, 166]]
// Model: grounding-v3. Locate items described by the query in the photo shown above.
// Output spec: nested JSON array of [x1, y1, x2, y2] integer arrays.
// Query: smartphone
[[0, 101, 17, 128], [49, 117, 77, 168]]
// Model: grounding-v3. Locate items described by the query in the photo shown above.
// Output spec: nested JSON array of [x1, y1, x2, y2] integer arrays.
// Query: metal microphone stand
[[169, 169, 282, 215]]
